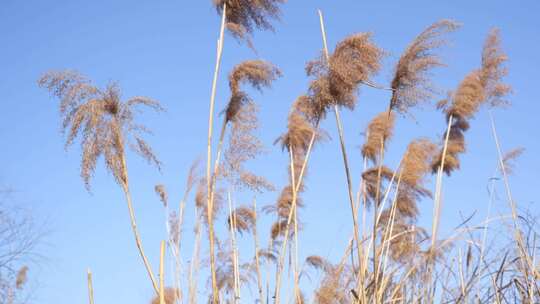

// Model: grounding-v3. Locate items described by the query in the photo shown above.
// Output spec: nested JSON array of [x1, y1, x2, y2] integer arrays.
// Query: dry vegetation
[[39, 1, 539, 304]]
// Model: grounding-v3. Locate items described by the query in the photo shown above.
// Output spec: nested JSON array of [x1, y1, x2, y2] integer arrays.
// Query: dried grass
[[361, 112, 396, 163], [433, 29, 510, 175], [305, 33, 384, 121], [362, 166, 394, 206], [228, 206, 256, 235], [390, 20, 459, 113], [154, 184, 168, 207], [39, 70, 163, 189], [444, 29, 510, 120], [225, 60, 281, 123], [213, 0, 286, 43]]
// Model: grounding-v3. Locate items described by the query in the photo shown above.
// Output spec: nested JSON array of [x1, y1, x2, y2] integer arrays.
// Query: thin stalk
[[273, 132, 316, 304], [120, 153, 159, 295], [188, 209, 202, 304], [159, 240, 166, 304], [489, 111, 536, 282], [227, 190, 240, 303], [431, 114, 454, 247], [252, 198, 264, 303], [318, 8, 362, 272], [206, 3, 227, 303], [87, 268, 94, 304], [293, 173, 301, 304], [372, 137, 386, 296]]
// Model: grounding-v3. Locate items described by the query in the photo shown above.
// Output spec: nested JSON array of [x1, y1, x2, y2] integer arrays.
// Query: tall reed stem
[[252, 199, 264, 303], [489, 111, 535, 278], [206, 3, 227, 303], [274, 134, 316, 304], [87, 268, 94, 304], [317, 8, 363, 272], [120, 152, 159, 295], [159, 240, 166, 304], [431, 114, 454, 248]]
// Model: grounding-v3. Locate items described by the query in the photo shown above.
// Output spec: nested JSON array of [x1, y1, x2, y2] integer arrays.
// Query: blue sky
[[1, 0, 539, 303]]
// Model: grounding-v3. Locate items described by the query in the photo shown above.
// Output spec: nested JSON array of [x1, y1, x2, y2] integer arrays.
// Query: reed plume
[[213, 0, 286, 44], [433, 29, 510, 174], [390, 20, 459, 113], [305, 33, 384, 121], [218, 61, 280, 192], [362, 166, 394, 206], [225, 60, 281, 123], [227, 205, 256, 235], [15, 266, 28, 290], [212, 242, 255, 301], [39, 70, 162, 294], [38, 70, 163, 189], [361, 111, 396, 163], [397, 139, 437, 218], [196, 178, 224, 226], [223, 103, 275, 193], [277, 96, 319, 156], [154, 184, 168, 207], [305, 255, 355, 304], [501, 147, 525, 175]]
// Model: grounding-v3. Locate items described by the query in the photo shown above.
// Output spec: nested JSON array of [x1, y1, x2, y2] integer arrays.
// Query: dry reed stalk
[[317, 8, 363, 274], [40, 71, 163, 295], [87, 268, 94, 304], [292, 155, 301, 304], [120, 165, 160, 295], [205, 4, 227, 302], [252, 199, 264, 303], [272, 127, 317, 303], [226, 191, 240, 302], [159, 240, 165, 304], [188, 208, 202, 304], [431, 115, 453, 249], [273, 148, 301, 304], [489, 112, 537, 283], [378, 171, 403, 290]]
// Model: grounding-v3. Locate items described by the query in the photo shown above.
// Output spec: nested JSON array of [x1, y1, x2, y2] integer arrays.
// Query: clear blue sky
[[1, 1, 539, 303]]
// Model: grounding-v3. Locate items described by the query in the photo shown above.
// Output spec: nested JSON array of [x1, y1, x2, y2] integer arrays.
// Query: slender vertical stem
[[489, 111, 535, 277], [159, 240, 166, 304], [188, 209, 202, 304], [87, 268, 94, 304], [227, 191, 240, 303], [318, 8, 362, 272], [252, 199, 264, 303], [274, 133, 316, 304], [206, 4, 227, 303], [431, 114, 454, 248]]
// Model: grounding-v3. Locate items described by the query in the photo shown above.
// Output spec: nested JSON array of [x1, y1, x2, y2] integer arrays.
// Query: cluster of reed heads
[[39, 1, 538, 303]]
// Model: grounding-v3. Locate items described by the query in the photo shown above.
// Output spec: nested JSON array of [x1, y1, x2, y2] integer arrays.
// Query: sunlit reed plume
[[433, 29, 510, 174], [225, 60, 281, 123], [38, 70, 163, 189], [361, 111, 396, 163], [195, 178, 224, 225], [390, 20, 459, 113], [501, 147, 525, 175], [228, 206, 256, 235], [154, 184, 168, 207], [305, 33, 383, 122], [15, 266, 28, 290], [213, 0, 286, 44], [362, 166, 394, 206]]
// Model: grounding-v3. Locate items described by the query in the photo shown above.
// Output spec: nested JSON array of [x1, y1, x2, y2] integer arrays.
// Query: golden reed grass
[[39, 4, 540, 303]]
